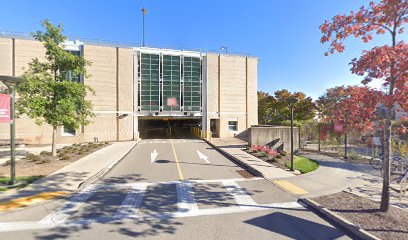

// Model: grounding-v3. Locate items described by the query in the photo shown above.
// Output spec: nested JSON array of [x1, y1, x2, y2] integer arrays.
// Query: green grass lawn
[[0, 175, 44, 192], [285, 155, 319, 174]]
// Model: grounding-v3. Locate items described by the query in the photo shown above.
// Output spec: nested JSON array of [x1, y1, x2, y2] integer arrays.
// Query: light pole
[[344, 111, 349, 159], [288, 97, 299, 171], [142, 7, 148, 47], [0, 75, 24, 185]]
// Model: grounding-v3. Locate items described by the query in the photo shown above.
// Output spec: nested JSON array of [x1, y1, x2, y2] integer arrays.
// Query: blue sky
[[0, 0, 405, 99]]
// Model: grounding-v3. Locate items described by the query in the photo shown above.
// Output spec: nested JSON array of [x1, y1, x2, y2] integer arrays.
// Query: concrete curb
[[202, 139, 264, 178], [77, 141, 139, 190], [299, 198, 382, 240]]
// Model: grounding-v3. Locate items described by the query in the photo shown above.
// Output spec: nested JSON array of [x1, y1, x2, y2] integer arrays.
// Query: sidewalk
[[209, 138, 407, 209], [0, 141, 137, 204], [209, 138, 294, 178]]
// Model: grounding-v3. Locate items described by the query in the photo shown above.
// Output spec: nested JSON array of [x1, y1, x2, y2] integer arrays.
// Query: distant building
[[0, 34, 258, 144]]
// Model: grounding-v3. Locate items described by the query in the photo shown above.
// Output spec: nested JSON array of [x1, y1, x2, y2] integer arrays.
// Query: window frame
[[61, 125, 76, 137], [228, 121, 238, 132]]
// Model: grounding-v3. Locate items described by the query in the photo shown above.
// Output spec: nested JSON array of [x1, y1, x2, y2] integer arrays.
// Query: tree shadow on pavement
[[28, 174, 306, 239], [244, 212, 349, 240], [0, 172, 91, 202]]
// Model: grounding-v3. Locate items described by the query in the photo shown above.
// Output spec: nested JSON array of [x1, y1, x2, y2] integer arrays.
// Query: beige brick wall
[[204, 54, 220, 134], [83, 45, 117, 111], [0, 38, 136, 144], [0, 38, 12, 76], [205, 54, 258, 138], [247, 57, 258, 127], [14, 39, 47, 76], [117, 48, 134, 140]]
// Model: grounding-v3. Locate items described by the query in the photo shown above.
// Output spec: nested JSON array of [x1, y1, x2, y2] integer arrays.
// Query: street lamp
[[0, 75, 25, 185], [141, 7, 148, 47], [288, 97, 299, 171]]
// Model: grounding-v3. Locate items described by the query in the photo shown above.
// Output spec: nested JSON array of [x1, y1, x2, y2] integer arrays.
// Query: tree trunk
[[380, 117, 392, 212], [51, 126, 57, 156], [380, 28, 397, 212]]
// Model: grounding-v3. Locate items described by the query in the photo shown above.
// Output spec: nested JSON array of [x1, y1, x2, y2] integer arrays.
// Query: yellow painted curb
[[0, 191, 68, 212], [274, 180, 308, 195]]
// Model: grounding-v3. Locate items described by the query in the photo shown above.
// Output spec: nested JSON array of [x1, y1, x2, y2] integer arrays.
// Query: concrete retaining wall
[[249, 126, 299, 152]]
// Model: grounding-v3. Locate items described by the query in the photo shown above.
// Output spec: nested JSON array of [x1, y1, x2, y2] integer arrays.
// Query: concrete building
[[0, 34, 258, 144]]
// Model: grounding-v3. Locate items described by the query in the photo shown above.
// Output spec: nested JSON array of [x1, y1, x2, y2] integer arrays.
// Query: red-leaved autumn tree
[[318, 86, 383, 134], [320, 0, 407, 211]]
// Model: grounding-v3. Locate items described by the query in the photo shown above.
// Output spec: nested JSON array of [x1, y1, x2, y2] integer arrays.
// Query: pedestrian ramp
[[0, 178, 303, 232]]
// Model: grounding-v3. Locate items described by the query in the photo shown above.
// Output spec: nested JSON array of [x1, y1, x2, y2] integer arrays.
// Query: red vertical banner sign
[[0, 94, 10, 123]]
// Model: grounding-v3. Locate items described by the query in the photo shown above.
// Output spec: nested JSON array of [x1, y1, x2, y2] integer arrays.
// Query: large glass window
[[183, 57, 201, 111], [64, 50, 81, 83], [162, 55, 181, 111], [140, 53, 160, 111]]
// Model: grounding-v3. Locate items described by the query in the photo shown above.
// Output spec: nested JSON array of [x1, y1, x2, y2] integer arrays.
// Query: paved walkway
[[210, 138, 294, 178], [0, 141, 137, 204], [210, 137, 407, 209]]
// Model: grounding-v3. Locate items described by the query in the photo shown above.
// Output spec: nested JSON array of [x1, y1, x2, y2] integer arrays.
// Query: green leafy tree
[[16, 20, 94, 156], [259, 89, 316, 126]]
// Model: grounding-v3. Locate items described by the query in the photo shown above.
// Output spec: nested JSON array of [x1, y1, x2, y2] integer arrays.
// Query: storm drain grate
[[236, 169, 256, 178]]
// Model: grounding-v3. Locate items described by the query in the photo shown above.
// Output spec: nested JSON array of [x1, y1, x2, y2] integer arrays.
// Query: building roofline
[[0, 30, 256, 58]]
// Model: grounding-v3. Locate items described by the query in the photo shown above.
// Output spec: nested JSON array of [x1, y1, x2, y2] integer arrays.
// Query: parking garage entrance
[[138, 117, 201, 139]]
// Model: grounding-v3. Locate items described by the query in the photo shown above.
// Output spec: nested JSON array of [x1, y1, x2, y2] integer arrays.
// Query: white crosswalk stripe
[[113, 183, 149, 219], [222, 180, 257, 209], [40, 184, 100, 224], [0, 178, 304, 232], [176, 181, 199, 213]]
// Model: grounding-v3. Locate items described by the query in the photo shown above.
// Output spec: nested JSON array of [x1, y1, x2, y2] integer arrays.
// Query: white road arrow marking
[[151, 149, 158, 163], [197, 150, 210, 163]]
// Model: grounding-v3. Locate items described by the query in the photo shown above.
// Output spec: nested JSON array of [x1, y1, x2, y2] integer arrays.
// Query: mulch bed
[[313, 191, 408, 240], [0, 143, 110, 178]]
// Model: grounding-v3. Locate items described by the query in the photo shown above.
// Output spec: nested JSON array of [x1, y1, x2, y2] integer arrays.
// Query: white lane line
[[176, 182, 199, 213], [39, 184, 100, 224], [150, 149, 158, 163], [222, 180, 257, 209], [113, 183, 148, 219], [197, 150, 210, 163]]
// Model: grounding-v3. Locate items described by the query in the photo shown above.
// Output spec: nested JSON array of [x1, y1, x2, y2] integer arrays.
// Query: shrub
[[40, 151, 51, 156], [61, 156, 70, 160], [57, 152, 66, 158], [348, 151, 359, 160], [25, 153, 35, 160], [30, 155, 41, 162], [2, 160, 10, 166]]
